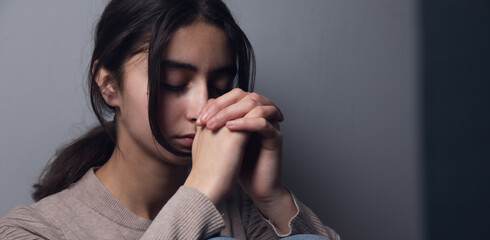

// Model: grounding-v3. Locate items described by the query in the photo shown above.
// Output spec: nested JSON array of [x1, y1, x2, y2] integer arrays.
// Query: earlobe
[[94, 63, 120, 107]]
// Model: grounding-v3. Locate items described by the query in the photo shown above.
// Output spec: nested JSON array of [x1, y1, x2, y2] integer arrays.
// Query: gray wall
[[0, 0, 104, 215], [0, 1, 422, 240]]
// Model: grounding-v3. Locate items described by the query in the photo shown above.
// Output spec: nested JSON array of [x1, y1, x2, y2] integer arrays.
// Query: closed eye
[[162, 83, 186, 91], [209, 85, 229, 97]]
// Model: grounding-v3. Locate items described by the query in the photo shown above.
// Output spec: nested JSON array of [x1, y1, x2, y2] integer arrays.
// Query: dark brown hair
[[32, 0, 255, 201]]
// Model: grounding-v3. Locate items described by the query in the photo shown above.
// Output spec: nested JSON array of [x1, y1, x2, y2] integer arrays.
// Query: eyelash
[[162, 83, 186, 91], [161, 83, 228, 96]]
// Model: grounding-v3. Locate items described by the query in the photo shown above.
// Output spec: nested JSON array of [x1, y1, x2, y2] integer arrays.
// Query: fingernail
[[201, 112, 209, 122], [196, 117, 201, 125], [226, 120, 236, 128]]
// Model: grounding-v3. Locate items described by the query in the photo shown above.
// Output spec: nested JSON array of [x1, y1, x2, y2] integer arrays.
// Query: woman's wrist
[[183, 173, 223, 205]]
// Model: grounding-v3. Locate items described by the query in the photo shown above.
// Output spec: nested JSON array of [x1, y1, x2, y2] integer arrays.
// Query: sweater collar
[[69, 168, 152, 230]]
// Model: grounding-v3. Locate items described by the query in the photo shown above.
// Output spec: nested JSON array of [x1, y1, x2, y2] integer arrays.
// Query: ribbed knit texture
[[0, 169, 339, 239]]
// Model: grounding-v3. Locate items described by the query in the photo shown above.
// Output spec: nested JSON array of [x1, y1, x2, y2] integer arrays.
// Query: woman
[[0, 0, 339, 239]]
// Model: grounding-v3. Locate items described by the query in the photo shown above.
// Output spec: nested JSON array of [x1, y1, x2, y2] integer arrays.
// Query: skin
[[95, 21, 297, 234]]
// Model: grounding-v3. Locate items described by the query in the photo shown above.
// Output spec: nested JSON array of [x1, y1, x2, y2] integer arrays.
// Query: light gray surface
[[0, 1, 422, 240]]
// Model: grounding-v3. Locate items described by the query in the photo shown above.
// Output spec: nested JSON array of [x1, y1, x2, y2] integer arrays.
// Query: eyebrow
[[162, 60, 197, 71], [162, 59, 236, 75]]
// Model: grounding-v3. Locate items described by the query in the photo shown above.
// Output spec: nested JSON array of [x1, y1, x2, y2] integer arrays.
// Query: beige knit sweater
[[0, 169, 339, 239]]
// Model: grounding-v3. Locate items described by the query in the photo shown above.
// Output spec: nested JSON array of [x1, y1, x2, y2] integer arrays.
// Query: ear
[[94, 61, 121, 107]]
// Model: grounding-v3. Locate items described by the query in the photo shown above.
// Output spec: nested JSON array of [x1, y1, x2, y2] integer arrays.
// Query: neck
[[95, 147, 188, 220]]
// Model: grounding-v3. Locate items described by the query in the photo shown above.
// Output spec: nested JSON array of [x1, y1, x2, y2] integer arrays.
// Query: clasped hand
[[184, 88, 287, 206]]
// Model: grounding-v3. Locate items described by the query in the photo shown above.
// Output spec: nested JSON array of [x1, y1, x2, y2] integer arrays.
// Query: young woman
[[0, 0, 339, 239]]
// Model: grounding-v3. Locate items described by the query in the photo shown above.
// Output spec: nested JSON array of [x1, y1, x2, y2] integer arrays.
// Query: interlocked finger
[[197, 89, 277, 127], [205, 97, 261, 130], [226, 118, 282, 149]]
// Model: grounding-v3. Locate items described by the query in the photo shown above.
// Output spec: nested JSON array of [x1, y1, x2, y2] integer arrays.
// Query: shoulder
[[0, 205, 64, 239], [0, 179, 85, 240]]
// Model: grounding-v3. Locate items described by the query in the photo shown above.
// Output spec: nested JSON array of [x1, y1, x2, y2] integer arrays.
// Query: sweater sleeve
[[287, 195, 340, 240], [241, 191, 340, 240], [140, 186, 225, 239], [0, 206, 64, 240]]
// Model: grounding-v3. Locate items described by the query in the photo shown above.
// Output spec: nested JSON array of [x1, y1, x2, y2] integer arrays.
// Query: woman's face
[[116, 21, 235, 164]]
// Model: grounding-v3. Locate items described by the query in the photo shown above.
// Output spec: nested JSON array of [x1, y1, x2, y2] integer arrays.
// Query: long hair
[[32, 0, 255, 202]]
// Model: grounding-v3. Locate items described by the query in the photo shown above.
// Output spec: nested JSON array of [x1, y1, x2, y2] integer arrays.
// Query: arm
[[195, 89, 295, 233], [140, 187, 225, 239], [0, 206, 64, 240]]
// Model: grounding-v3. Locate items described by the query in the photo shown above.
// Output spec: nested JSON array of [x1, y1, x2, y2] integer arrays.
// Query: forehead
[[165, 21, 233, 72]]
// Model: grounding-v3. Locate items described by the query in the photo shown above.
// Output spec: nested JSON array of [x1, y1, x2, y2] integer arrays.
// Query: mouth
[[175, 133, 195, 148]]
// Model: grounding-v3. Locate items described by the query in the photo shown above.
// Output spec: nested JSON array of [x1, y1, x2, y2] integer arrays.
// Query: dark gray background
[[0, 1, 422, 240]]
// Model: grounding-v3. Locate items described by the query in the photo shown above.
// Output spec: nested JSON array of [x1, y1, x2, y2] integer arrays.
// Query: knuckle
[[245, 98, 257, 109], [221, 107, 231, 115], [253, 106, 266, 116], [269, 105, 283, 120], [206, 104, 218, 116], [210, 99, 224, 112], [231, 88, 243, 95], [248, 92, 261, 101], [271, 105, 280, 112], [201, 99, 214, 111], [259, 118, 268, 128]]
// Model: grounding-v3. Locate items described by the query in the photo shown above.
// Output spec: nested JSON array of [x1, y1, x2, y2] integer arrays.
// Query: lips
[[175, 133, 195, 148]]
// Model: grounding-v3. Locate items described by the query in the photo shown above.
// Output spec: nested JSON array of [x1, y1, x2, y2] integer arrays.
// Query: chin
[[168, 149, 193, 165]]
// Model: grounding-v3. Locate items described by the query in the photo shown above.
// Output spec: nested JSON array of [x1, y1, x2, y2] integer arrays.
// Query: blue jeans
[[209, 234, 328, 239]]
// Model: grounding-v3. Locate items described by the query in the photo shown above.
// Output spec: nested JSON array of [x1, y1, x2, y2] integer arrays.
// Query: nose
[[185, 79, 208, 121]]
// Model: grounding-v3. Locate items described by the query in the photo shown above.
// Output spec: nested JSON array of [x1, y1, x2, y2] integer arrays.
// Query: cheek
[[158, 95, 186, 132], [124, 94, 151, 135]]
